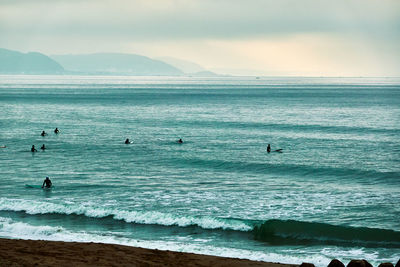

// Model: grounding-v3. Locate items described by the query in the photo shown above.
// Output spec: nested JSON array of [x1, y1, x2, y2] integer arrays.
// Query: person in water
[[41, 144, 46, 150], [54, 128, 59, 134], [31, 145, 37, 152], [41, 131, 47, 136], [178, 138, 183, 143], [125, 138, 130, 144], [267, 144, 271, 153], [42, 177, 52, 188]]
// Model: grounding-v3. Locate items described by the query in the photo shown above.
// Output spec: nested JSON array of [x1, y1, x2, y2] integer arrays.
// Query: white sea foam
[[0, 198, 252, 231], [3, 216, 396, 267], [2, 200, 398, 267], [0, 216, 337, 267]]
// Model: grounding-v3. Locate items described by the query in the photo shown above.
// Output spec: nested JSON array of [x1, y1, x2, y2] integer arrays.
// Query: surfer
[[267, 144, 283, 153], [41, 131, 47, 137], [125, 138, 130, 144], [42, 177, 52, 188], [178, 138, 183, 143], [54, 128, 59, 134], [41, 144, 46, 150], [31, 145, 37, 152]]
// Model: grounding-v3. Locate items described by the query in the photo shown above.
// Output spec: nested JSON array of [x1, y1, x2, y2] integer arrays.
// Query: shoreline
[[0, 238, 298, 267]]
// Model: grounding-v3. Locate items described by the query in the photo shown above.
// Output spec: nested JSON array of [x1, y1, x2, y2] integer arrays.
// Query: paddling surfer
[[267, 144, 283, 153], [31, 145, 37, 152]]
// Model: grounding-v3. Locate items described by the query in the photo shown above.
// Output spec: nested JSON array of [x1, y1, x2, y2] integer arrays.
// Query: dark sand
[[0, 238, 298, 267]]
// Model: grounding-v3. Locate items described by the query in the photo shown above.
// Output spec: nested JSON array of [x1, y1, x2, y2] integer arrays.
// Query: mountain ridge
[[51, 53, 183, 76], [0, 48, 64, 74], [0, 48, 219, 76]]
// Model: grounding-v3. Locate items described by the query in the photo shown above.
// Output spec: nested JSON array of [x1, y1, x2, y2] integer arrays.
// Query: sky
[[0, 0, 399, 76]]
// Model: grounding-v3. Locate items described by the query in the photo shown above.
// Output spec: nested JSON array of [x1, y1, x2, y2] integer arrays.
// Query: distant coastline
[[0, 48, 219, 77]]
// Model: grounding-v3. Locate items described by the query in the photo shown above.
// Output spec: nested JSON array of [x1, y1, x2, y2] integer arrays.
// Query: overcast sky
[[1, 0, 399, 76]]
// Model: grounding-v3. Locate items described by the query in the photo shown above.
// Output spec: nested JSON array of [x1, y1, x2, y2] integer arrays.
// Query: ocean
[[0, 75, 399, 266]]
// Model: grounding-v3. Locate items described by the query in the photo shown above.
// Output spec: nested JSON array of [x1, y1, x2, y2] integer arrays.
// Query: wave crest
[[1, 198, 399, 248], [0, 198, 252, 231], [253, 219, 400, 247]]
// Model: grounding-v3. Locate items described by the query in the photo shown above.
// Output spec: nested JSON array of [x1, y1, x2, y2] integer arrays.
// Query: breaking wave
[[1, 198, 399, 248]]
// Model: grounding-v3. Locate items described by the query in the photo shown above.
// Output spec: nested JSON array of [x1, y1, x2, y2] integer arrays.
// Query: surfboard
[[25, 184, 53, 189]]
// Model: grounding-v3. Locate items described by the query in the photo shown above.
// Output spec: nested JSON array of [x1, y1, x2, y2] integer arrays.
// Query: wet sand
[[0, 238, 298, 267]]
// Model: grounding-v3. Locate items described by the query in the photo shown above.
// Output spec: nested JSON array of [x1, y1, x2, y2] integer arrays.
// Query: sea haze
[[0, 75, 399, 266]]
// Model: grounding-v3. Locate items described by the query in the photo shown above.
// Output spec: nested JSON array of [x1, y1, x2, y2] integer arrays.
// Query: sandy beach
[[0, 238, 298, 267]]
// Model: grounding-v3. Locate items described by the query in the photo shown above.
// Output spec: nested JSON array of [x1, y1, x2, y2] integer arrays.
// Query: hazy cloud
[[1, 0, 399, 39], [0, 0, 399, 76]]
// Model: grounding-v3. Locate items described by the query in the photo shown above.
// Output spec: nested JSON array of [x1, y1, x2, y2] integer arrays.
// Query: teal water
[[0, 75, 399, 266]]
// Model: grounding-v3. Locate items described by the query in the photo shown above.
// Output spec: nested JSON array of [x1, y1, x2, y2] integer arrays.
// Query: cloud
[[0, 0, 399, 76], [1, 0, 399, 40]]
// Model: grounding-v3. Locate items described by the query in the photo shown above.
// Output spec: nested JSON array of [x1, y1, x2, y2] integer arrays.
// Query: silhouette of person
[[178, 138, 183, 143], [41, 131, 47, 137], [41, 144, 46, 150], [267, 144, 271, 153], [125, 138, 130, 144], [31, 145, 37, 152], [42, 177, 52, 188], [54, 128, 59, 134]]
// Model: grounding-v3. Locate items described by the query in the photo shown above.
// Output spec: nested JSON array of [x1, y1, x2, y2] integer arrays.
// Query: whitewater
[[0, 75, 399, 266]]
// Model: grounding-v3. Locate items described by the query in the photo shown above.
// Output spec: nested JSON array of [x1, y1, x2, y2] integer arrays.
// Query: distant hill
[[156, 57, 206, 74], [52, 53, 183, 76], [0, 48, 64, 74]]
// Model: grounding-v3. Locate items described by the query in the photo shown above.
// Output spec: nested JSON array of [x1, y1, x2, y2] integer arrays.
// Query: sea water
[[0, 75, 399, 266]]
